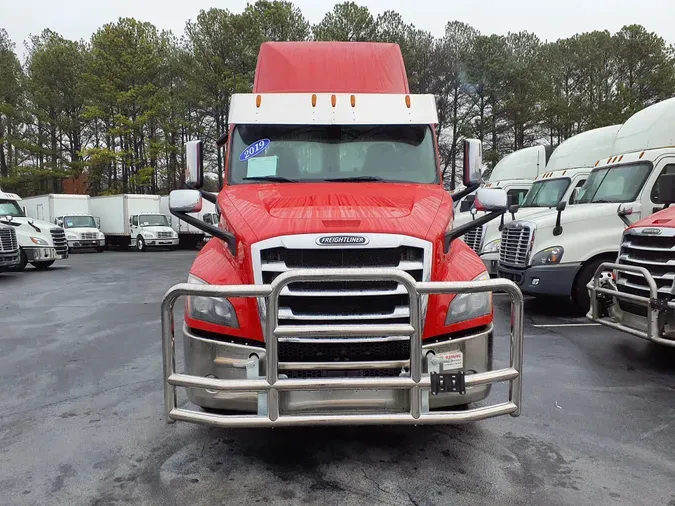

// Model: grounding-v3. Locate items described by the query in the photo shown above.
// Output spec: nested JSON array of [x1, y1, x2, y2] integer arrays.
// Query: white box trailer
[[21, 194, 106, 252], [159, 195, 204, 248], [89, 194, 178, 250]]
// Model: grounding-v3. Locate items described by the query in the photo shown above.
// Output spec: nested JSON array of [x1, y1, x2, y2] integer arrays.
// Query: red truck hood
[[630, 207, 675, 228], [221, 183, 449, 242]]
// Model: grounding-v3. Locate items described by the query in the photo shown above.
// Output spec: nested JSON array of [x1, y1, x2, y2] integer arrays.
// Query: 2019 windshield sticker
[[239, 139, 270, 162]]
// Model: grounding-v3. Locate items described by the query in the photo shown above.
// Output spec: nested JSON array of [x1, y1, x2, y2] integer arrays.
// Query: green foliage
[[0, 2, 673, 196]]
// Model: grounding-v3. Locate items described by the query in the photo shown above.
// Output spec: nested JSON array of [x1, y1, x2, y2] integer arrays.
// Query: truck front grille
[[254, 235, 430, 378], [81, 232, 98, 240], [462, 225, 483, 253], [499, 222, 533, 268], [0, 227, 18, 252], [49, 228, 68, 256], [616, 229, 674, 317], [157, 231, 173, 239]]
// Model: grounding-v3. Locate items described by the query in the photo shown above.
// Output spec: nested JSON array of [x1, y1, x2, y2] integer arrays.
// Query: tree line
[[0, 1, 673, 196]]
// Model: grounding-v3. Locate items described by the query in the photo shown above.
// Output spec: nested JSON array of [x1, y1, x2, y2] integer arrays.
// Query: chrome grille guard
[[161, 268, 525, 427]]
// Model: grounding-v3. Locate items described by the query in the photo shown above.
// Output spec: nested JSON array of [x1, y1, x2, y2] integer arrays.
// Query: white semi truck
[[21, 194, 106, 252], [89, 194, 178, 251], [472, 125, 622, 275], [159, 195, 204, 249], [498, 96, 675, 310], [0, 223, 20, 272], [454, 144, 552, 230], [0, 189, 68, 270]]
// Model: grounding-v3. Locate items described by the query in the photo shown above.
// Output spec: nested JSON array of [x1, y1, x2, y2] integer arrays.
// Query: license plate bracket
[[430, 371, 466, 395]]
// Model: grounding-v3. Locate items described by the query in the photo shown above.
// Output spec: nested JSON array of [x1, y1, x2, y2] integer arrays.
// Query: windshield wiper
[[242, 176, 298, 183], [325, 176, 384, 182]]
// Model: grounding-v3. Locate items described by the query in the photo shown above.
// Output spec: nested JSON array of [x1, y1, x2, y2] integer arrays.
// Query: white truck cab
[[476, 125, 622, 275], [0, 189, 68, 270], [454, 144, 551, 230], [497, 97, 675, 310], [58, 214, 105, 252], [130, 212, 179, 252]]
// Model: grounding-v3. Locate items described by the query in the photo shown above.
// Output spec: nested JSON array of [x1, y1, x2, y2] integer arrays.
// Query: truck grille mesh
[[157, 231, 173, 239], [499, 222, 533, 268], [462, 226, 483, 253], [0, 227, 18, 252], [49, 228, 68, 256], [80, 232, 98, 240], [616, 229, 674, 317]]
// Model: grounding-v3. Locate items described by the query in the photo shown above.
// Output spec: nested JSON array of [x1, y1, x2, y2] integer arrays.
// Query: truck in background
[[0, 189, 68, 270], [21, 194, 106, 253], [587, 177, 675, 346], [498, 96, 675, 311], [199, 198, 217, 243], [160, 195, 204, 249], [0, 223, 20, 272], [160, 41, 525, 429], [454, 144, 552, 232], [474, 124, 622, 275], [89, 194, 178, 251]]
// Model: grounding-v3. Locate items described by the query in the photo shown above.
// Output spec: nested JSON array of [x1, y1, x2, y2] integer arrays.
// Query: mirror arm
[[553, 209, 564, 236], [216, 132, 228, 148], [616, 204, 633, 228], [171, 209, 236, 256], [444, 210, 504, 254], [450, 183, 480, 204], [498, 213, 505, 232], [185, 183, 217, 205]]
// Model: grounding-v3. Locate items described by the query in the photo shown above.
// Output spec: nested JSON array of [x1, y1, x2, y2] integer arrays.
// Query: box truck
[[498, 96, 675, 311], [21, 194, 105, 252], [89, 194, 178, 251], [159, 41, 525, 429], [159, 195, 204, 248], [0, 189, 68, 270]]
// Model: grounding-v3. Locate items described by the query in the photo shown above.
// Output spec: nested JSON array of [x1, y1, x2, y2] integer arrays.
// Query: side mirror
[[617, 202, 642, 227], [462, 139, 483, 186], [474, 188, 508, 212], [659, 173, 675, 207], [129, 217, 133, 226], [570, 188, 580, 204], [553, 201, 567, 236], [556, 201, 567, 212], [95, 217, 101, 229], [170, 189, 203, 213], [185, 140, 204, 188]]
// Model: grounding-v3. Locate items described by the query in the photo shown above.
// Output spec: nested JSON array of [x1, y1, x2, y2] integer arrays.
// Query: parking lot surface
[[1, 251, 674, 506]]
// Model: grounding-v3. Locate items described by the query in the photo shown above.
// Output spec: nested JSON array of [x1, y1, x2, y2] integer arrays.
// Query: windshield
[[228, 124, 439, 184], [63, 215, 96, 228], [577, 162, 652, 204], [521, 178, 570, 207], [139, 214, 169, 227], [0, 199, 25, 217]]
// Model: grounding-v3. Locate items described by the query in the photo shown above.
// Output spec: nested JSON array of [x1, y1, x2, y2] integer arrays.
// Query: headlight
[[172, 231, 178, 238], [482, 239, 501, 254], [98, 232, 105, 239], [30, 236, 48, 245], [531, 246, 564, 265], [445, 272, 492, 325], [186, 274, 239, 328], [65, 232, 78, 240], [142, 231, 155, 238]]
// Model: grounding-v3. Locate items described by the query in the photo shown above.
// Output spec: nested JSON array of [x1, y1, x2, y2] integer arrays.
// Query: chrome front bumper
[[161, 268, 525, 427], [24, 247, 58, 262], [587, 262, 675, 347], [68, 239, 105, 248]]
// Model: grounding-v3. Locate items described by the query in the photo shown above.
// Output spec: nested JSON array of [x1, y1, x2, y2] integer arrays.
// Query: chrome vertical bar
[[160, 289, 179, 424], [506, 283, 524, 416], [409, 288, 422, 419], [266, 282, 281, 422]]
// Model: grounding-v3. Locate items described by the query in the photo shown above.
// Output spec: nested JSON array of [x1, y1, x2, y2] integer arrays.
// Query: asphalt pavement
[[1, 251, 674, 506]]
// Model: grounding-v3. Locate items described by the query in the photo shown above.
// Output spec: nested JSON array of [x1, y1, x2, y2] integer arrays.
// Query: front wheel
[[573, 258, 608, 313], [136, 236, 147, 252], [96, 246, 105, 253], [32, 260, 55, 270], [14, 250, 28, 272]]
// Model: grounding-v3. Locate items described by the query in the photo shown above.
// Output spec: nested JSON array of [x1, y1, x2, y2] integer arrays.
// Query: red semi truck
[[161, 42, 525, 427], [588, 177, 675, 346]]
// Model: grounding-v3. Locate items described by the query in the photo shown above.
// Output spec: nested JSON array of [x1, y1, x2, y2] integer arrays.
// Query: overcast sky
[[2, 0, 674, 60]]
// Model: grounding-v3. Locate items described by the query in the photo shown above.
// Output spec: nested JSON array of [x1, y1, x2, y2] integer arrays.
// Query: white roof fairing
[[227, 93, 439, 125], [546, 124, 622, 171], [612, 97, 675, 155]]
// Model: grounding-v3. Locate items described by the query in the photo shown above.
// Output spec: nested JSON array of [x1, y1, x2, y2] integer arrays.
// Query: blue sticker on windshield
[[239, 139, 270, 162]]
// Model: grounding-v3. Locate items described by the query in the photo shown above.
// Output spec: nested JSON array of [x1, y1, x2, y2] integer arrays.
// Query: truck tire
[[12, 250, 28, 272], [96, 246, 105, 253], [573, 258, 607, 313], [136, 236, 147, 252], [33, 260, 55, 270]]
